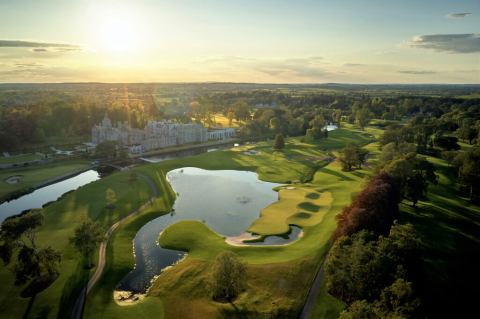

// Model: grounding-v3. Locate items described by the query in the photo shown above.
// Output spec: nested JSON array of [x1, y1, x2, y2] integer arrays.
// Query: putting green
[[248, 188, 332, 235]]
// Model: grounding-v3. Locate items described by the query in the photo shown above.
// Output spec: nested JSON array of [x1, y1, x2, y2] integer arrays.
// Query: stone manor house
[[92, 114, 235, 153]]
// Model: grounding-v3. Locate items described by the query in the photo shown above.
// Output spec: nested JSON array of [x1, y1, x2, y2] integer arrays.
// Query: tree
[[269, 117, 281, 134], [95, 140, 118, 159], [226, 111, 235, 127], [375, 279, 422, 318], [339, 143, 358, 171], [273, 133, 285, 150], [340, 300, 377, 319], [383, 154, 437, 206], [404, 172, 427, 207], [339, 143, 367, 171], [457, 119, 477, 144], [355, 107, 370, 130], [326, 224, 419, 304], [0, 211, 61, 298], [211, 251, 246, 302], [333, 172, 400, 240], [231, 100, 251, 121], [307, 114, 327, 139], [441, 150, 458, 166], [433, 135, 460, 151], [454, 147, 480, 200], [333, 109, 342, 127], [380, 143, 416, 165], [340, 279, 421, 319], [70, 220, 104, 268]]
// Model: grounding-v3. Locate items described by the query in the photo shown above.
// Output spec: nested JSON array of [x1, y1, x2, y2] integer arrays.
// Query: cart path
[[298, 266, 325, 319], [72, 174, 159, 319]]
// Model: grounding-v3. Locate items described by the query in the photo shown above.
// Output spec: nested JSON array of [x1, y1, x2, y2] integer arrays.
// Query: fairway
[[0, 160, 91, 202]]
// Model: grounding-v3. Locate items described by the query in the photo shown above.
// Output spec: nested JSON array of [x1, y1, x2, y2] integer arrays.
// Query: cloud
[[408, 33, 480, 53], [398, 70, 439, 75], [14, 62, 44, 68], [343, 63, 365, 67], [201, 56, 329, 80], [0, 40, 81, 51], [252, 57, 328, 79], [31, 48, 48, 52], [447, 13, 471, 19]]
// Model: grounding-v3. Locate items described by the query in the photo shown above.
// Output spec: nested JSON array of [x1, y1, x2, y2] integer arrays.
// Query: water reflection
[[118, 167, 283, 292], [0, 170, 100, 223]]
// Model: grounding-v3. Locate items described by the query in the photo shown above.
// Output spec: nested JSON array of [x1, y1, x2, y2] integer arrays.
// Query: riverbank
[[0, 160, 92, 203], [132, 138, 240, 160]]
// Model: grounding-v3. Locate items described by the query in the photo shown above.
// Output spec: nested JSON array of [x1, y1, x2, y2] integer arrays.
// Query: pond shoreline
[[0, 165, 96, 205]]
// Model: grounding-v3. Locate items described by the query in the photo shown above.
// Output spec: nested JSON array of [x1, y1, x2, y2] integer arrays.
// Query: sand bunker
[[113, 290, 146, 306], [5, 175, 23, 184]]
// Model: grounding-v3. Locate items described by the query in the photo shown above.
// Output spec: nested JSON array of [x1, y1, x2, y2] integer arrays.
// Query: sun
[[99, 14, 138, 53], [88, 6, 146, 55]]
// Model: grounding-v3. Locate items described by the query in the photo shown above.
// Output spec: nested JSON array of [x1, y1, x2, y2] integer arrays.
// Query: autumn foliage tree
[[333, 172, 400, 241]]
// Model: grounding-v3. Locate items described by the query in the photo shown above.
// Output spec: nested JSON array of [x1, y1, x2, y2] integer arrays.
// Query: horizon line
[[0, 81, 479, 86]]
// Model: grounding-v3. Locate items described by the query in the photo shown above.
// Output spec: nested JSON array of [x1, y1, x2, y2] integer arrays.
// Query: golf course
[[0, 126, 377, 319]]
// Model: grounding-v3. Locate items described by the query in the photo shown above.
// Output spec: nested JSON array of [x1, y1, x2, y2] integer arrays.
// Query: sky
[[0, 0, 479, 83]]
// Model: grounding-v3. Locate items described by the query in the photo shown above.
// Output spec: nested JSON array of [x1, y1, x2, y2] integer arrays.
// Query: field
[[0, 160, 91, 202]]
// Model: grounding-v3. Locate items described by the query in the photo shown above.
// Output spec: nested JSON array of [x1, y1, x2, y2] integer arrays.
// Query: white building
[[207, 128, 236, 140], [92, 114, 234, 153]]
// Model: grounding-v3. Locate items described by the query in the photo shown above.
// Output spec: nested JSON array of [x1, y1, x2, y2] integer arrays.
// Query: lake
[[117, 167, 302, 293], [0, 169, 100, 223]]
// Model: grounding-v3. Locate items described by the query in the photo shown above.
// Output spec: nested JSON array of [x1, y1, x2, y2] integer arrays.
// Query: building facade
[[92, 114, 234, 153], [207, 128, 236, 140]]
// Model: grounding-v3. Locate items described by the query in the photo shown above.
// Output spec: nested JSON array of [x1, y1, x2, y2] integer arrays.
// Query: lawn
[[0, 165, 166, 319], [0, 153, 42, 164], [0, 160, 91, 202], [248, 188, 332, 235]]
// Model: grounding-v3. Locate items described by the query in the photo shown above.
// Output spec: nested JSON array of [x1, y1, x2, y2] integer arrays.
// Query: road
[[72, 174, 159, 319]]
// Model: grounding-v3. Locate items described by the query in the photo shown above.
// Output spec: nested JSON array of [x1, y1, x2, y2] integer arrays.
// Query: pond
[[140, 142, 238, 163], [117, 167, 302, 293], [0, 169, 100, 223]]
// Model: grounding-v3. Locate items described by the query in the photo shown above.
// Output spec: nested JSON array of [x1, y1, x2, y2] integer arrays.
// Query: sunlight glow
[[89, 5, 146, 54]]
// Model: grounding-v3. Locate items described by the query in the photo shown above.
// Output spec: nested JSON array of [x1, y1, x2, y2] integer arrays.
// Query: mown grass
[[248, 188, 332, 235], [0, 153, 42, 164], [0, 160, 91, 201], [0, 165, 165, 319]]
